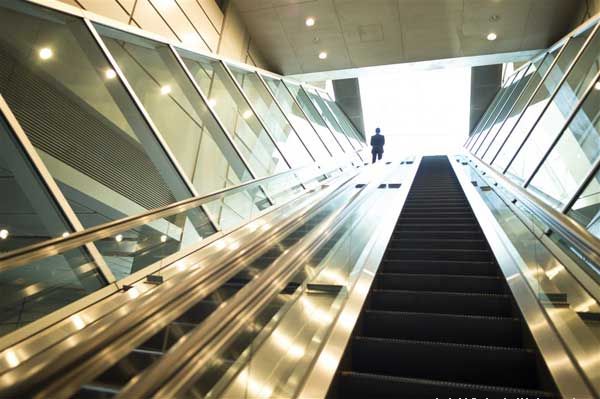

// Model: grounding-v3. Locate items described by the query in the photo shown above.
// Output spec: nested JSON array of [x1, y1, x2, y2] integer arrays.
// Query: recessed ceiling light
[[160, 234, 167, 243], [39, 47, 53, 60], [595, 81, 600, 90], [242, 110, 253, 119], [115, 234, 123, 242], [0, 229, 8, 240], [62, 232, 70, 238], [487, 32, 497, 41], [318, 51, 328, 60], [105, 68, 117, 80], [305, 17, 315, 27], [160, 85, 172, 95]]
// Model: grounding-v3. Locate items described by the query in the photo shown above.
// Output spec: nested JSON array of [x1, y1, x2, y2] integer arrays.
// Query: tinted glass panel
[[227, 65, 313, 168], [0, 1, 196, 230], [494, 34, 590, 172], [475, 66, 531, 156], [285, 82, 345, 156], [96, 26, 253, 196], [509, 28, 600, 183], [483, 55, 553, 163], [306, 89, 356, 152], [262, 76, 333, 166], [177, 50, 289, 178], [529, 76, 600, 208], [0, 113, 106, 333], [469, 74, 517, 151], [567, 168, 600, 238]]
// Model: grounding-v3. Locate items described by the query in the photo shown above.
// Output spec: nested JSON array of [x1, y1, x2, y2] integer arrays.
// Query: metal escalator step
[[384, 248, 493, 262], [369, 289, 513, 317], [398, 217, 477, 224], [388, 238, 487, 250], [392, 230, 483, 240], [361, 310, 521, 346], [348, 337, 541, 389], [375, 273, 505, 294], [337, 371, 556, 399], [394, 223, 480, 232], [381, 259, 497, 276]]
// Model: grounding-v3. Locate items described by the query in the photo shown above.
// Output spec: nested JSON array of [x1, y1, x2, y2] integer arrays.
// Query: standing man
[[370, 127, 385, 163]]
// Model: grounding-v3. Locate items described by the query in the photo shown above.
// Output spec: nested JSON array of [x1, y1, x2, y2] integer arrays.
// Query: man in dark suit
[[370, 127, 385, 163]]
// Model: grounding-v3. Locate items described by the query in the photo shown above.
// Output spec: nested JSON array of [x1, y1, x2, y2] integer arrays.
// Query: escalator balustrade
[[331, 156, 558, 399]]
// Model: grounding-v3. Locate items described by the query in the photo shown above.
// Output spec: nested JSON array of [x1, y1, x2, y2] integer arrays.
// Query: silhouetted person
[[370, 127, 385, 163]]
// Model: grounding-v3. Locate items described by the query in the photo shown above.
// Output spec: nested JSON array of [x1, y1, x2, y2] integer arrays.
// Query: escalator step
[[384, 248, 493, 262], [337, 372, 556, 399], [375, 273, 505, 294], [348, 337, 541, 389], [392, 230, 483, 240], [398, 216, 477, 224], [361, 310, 522, 346], [369, 289, 513, 317], [394, 223, 480, 232], [381, 259, 497, 276], [388, 238, 487, 250]]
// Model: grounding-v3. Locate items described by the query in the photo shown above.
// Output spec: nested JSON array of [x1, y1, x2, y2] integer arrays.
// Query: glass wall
[[177, 49, 289, 178], [494, 31, 592, 172], [319, 92, 365, 150], [465, 17, 600, 243], [95, 25, 253, 195], [226, 65, 314, 168], [508, 27, 600, 183], [474, 65, 531, 156], [262, 76, 334, 166], [483, 54, 553, 163], [0, 1, 219, 278], [285, 82, 346, 157], [468, 73, 518, 151]]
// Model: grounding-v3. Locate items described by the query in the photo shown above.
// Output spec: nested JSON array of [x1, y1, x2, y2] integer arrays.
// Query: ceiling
[[231, 0, 584, 80]]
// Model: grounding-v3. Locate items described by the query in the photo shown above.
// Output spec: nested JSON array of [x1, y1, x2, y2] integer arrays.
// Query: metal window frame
[[502, 22, 600, 175], [309, 87, 359, 152], [476, 62, 537, 158], [254, 72, 317, 163], [280, 80, 338, 160], [169, 45, 276, 206], [467, 81, 508, 149], [562, 155, 600, 214], [319, 90, 365, 148], [219, 61, 294, 170], [481, 52, 550, 160], [523, 68, 600, 189], [489, 40, 572, 166], [0, 96, 117, 285], [84, 19, 221, 232], [471, 71, 521, 154], [299, 85, 353, 156]]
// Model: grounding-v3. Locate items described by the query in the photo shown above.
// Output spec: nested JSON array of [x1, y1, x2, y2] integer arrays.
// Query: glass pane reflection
[[227, 65, 314, 168], [262, 76, 334, 167], [494, 33, 591, 172], [508, 27, 600, 182], [0, 1, 195, 230], [177, 50, 289, 178], [96, 25, 253, 196]]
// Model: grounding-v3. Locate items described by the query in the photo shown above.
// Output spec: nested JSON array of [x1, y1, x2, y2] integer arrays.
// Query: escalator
[[331, 156, 559, 399]]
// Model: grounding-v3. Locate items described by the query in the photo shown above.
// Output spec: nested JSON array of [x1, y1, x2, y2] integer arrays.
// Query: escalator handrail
[[0, 162, 338, 272], [115, 159, 391, 399], [0, 168, 362, 396], [466, 153, 600, 280]]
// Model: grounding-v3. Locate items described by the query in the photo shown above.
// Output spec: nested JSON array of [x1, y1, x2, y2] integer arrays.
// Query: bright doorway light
[[487, 32, 498, 41]]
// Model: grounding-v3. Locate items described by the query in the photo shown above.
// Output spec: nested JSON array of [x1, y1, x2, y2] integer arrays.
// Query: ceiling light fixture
[[160, 85, 172, 95], [487, 32, 497, 41], [595, 81, 600, 90], [105, 68, 117, 80], [242, 110, 252, 119], [0, 229, 8, 240], [305, 17, 315, 27], [160, 234, 167, 243], [115, 234, 123, 242], [318, 51, 328, 60], [39, 47, 53, 60]]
